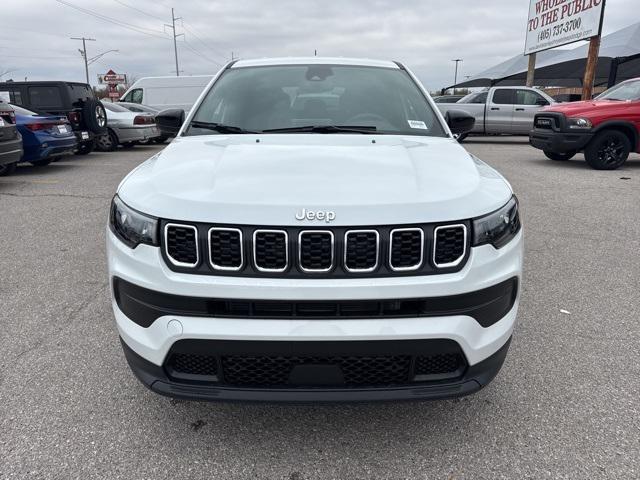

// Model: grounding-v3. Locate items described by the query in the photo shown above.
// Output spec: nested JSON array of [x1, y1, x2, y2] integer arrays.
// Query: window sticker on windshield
[[408, 120, 428, 130]]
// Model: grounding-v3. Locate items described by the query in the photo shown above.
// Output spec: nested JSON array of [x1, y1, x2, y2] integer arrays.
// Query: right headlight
[[472, 196, 521, 249], [109, 195, 159, 248]]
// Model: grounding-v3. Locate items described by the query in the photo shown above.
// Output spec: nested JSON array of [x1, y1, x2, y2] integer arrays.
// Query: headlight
[[472, 196, 521, 249], [567, 117, 592, 129], [109, 195, 159, 248]]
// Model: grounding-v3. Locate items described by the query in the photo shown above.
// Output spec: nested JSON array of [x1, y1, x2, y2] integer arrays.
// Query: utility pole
[[71, 37, 96, 84], [451, 59, 462, 92], [165, 8, 183, 76], [526, 52, 536, 87]]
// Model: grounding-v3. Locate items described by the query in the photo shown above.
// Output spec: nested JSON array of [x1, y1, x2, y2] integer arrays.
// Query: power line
[[182, 40, 223, 67], [182, 22, 228, 62], [111, 0, 167, 22], [55, 0, 171, 40]]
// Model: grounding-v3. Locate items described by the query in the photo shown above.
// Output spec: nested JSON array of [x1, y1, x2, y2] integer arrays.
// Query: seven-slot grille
[[161, 222, 470, 276], [299, 231, 334, 272], [253, 230, 288, 272], [389, 228, 424, 271], [433, 225, 466, 267], [165, 224, 198, 267], [209, 228, 243, 271]]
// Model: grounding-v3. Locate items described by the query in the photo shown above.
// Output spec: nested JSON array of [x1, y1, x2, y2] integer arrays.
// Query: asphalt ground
[[0, 137, 638, 479]]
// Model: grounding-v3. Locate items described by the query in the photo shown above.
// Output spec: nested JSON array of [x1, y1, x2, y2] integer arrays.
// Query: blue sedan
[[12, 104, 77, 166]]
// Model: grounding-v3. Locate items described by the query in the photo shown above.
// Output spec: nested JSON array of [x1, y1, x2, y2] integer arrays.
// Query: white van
[[119, 75, 214, 112]]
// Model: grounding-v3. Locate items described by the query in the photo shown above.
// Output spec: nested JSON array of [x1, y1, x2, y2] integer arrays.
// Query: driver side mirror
[[536, 99, 549, 106], [156, 109, 185, 136], [445, 110, 475, 135]]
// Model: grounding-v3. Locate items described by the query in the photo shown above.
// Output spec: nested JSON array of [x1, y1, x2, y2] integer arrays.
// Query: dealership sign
[[98, 69, 127, 99], [525, 0, 605, 54]]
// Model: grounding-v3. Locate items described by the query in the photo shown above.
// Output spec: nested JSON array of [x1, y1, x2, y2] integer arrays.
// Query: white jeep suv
[[107, 58, 523, 402]]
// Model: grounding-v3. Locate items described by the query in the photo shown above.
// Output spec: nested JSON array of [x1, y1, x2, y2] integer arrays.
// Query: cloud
[[1, 0, 636, 90]]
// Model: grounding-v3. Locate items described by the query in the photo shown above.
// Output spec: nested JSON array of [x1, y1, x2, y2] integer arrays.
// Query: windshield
[[10, 104, 38, 116], [188, 64, 446, 136], [597, 80, 640, 101]]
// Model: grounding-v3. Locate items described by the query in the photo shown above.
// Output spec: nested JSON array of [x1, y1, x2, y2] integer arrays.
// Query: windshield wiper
[[262, 125, 377, 134], [189, 121, 258, 134]]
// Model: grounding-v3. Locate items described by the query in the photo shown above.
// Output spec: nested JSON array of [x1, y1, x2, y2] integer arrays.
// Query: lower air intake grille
[[299, 231, 333, 271], [434, 225, 466, 267], [165, 225, 198, 266], [415, 353, 464, 376], [254, 230, 287, 271], [390, 229, 423, 270], [221, 355, 412, 387], [209, 228, 242, 270], [345, 231, 378, 272], [169, 353, 217, 377]]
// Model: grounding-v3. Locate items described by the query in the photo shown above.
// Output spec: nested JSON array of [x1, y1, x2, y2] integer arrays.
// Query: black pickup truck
[[0, 101, 23, 176], [0, 81, 106, 155]]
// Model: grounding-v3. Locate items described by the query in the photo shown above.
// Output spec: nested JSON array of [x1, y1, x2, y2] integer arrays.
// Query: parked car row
[[0, 80, 166, 176]]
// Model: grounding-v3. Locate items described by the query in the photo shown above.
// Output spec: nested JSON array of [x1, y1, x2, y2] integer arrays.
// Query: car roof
[[231, 57, 400, 69], [0, 81, 89, 87]]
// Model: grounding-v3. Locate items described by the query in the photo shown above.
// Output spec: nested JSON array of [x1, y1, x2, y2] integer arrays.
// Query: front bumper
[[529, 128, 592, 153], [107, 226, 523, 401], [122, 335, 512, 403]]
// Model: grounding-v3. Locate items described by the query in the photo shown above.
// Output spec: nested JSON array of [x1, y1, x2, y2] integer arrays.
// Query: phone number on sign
[[537, 18, 582, 42]]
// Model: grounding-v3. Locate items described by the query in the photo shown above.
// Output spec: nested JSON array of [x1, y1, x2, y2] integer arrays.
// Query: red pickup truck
[[530, 78, 640, 170]]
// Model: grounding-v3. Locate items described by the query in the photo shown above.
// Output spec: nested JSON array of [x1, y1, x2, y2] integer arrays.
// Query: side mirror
[[445, 110, 475, 135], [156, 109, 185, 136], [536, 99, 549, 106]]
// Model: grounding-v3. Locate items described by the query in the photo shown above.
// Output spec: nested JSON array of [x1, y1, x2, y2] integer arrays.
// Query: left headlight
[[472, 196, 521, 249], [566, 117, 592, 129], [109, 195, 159, 248]]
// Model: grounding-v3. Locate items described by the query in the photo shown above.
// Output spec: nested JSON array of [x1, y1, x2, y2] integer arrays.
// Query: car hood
[[118, 134, 513, 226], [542, 100, 627, 117]]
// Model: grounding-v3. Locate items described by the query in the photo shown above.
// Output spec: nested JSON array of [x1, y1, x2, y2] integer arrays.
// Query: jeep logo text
[[295, 208, 336, 223]]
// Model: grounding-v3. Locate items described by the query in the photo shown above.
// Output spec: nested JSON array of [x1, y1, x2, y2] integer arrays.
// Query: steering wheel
[[346, 113, 389, 125]]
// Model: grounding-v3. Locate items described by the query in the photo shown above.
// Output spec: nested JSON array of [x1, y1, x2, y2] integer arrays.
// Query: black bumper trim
[[113, 276, 519, 329], [530, 128, 593, 153], [121, 337, 511, 403]]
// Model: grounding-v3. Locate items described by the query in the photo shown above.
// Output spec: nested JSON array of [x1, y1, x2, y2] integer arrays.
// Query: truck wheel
[[544, 150, 576, 161], [0, 162, 17, 176], [75, 140, 95, 155], [584, 130, 630, 170], [456, 133, 468, 143]]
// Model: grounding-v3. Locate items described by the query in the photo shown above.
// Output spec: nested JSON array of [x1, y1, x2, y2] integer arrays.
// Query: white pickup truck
[[437, 86, 556, 141]]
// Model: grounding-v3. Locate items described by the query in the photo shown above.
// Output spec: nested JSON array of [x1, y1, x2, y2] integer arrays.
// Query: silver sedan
[[96, 102, 160, 151]]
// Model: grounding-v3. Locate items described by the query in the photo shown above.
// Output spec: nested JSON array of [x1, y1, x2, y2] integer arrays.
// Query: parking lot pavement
[[0, 138, 638, 480]]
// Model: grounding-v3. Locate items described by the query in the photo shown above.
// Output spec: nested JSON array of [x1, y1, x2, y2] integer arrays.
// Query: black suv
[[0, 81, 107, 155], [0, 101, 23, 176]]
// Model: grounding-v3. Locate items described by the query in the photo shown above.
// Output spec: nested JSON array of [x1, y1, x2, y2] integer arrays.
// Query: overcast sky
[[1, 0, 637, 91]]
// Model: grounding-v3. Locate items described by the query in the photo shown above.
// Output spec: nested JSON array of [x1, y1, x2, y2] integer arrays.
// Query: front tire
[[544, 150, 576, 161], [0, 162, 17, 176], [584, 130, 631, 170]]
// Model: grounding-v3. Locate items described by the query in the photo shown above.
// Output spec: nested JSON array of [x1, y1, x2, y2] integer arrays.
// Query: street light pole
[[452, 59, 463, 88], [71, 37, 96, 84]]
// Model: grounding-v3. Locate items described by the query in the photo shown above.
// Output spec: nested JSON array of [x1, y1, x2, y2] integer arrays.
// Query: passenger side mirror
[[156, 109, 185, 136], [445, 110, 475, 135]]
